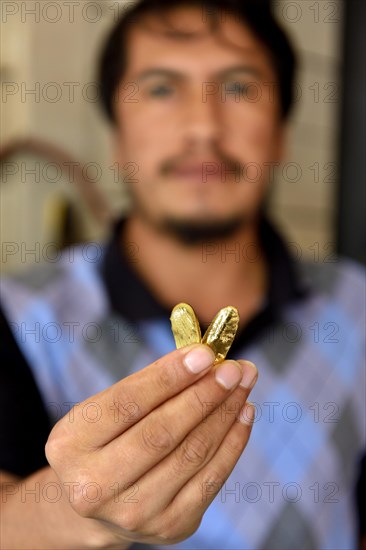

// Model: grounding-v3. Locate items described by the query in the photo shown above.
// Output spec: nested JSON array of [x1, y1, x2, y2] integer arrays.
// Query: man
[[0, 1, 365, 548]]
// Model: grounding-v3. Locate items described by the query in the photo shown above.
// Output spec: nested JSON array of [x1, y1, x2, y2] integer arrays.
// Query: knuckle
[[156, 361, 179, 393], [71, 495, 93, 518], [118, 508, 142, 533], [201, 467, 226, 495], [110, 391, 141, 424], [156, 513, 180, 542], [45, 424, 70, 468], [69, 474, 101, 518], [157, 525, 176, 542], [44, 435, 59, 467], [140, 417, 174, 455], [176, 433, 211, 470], [174, 517, 202, 541], [224, 430, 245, 455], [184, 387, 206, 417], [159, 512, 202, 543]]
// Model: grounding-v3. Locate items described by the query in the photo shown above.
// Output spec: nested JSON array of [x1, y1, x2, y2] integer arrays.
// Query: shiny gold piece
[[201, 306, 239, 365], [170, 302, 239, 365], [170, 303, 201, 349]]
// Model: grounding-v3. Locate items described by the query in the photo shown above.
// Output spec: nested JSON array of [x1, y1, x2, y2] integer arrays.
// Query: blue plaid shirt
[[1, 217, 365, 549]]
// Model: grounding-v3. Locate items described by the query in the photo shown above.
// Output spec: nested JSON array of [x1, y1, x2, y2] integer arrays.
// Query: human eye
[[148, 83, 175, 98], [225, 81, 249, 95]]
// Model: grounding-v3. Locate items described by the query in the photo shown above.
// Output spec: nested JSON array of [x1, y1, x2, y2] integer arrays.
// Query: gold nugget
[[170, 303, 201, 349], [201, 306, 239, 365], [170, 302, 239, 365]]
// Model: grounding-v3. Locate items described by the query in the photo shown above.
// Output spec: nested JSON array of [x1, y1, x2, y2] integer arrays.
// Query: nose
[[182, 85, 222, 148]]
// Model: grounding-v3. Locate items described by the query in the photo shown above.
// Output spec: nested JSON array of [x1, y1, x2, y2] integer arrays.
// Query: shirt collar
[[100, 215, 311, 348]]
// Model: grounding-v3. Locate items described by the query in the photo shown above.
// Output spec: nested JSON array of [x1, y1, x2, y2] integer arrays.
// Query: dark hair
[[97, 0, 297, 124]]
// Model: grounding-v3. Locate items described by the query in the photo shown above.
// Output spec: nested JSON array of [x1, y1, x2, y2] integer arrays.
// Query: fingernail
[[239, 402, 255, 425], [184, 345, 215, 374], [238, 360, 258, 389], [215, 360, 243, 390]]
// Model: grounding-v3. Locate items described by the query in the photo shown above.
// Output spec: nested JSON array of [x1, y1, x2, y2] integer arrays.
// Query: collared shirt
[[1, 216, 365, 549], [101, 215, 310, 350]]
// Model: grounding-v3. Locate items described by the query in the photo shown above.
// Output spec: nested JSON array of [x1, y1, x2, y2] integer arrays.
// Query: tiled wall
[[268, 0, 343, 261]]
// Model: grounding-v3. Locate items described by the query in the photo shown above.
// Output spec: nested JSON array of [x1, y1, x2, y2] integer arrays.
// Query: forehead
[[123, 6, 275, 78]]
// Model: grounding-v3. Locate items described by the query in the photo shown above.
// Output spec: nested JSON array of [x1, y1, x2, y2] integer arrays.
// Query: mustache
[[160, 150, 245, 178]]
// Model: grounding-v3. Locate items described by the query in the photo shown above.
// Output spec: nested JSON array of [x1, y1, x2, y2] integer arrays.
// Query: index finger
[[54, 343, 216, 449]]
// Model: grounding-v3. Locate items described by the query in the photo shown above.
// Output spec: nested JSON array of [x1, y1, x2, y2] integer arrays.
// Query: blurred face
[[114, 7, 284, 235]]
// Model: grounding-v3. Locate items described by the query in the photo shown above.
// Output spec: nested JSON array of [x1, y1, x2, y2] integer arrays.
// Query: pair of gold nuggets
[[170, 303, 239, 366]]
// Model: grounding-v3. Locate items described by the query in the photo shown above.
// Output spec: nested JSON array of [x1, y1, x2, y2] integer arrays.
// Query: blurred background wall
[[1, 0, 365, 273]]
